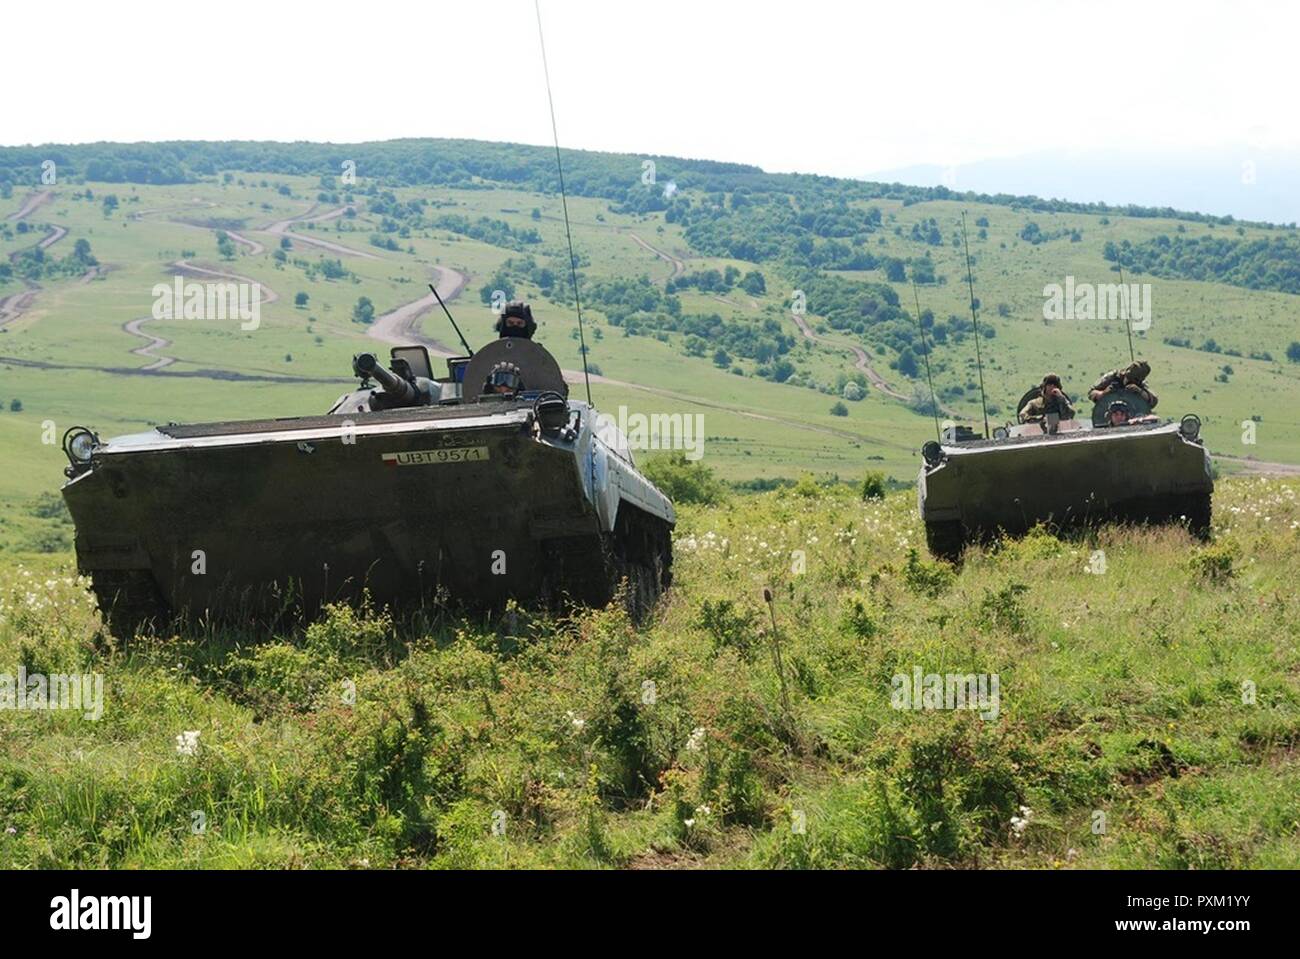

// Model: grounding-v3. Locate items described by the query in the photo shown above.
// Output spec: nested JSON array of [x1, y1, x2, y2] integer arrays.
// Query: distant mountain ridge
[[0, 139, 1291, 231], [868, 147, 1300, 227]]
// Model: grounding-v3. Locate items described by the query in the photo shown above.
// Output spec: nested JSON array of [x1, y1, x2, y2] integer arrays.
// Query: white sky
[[4, 0, 1296, 177]]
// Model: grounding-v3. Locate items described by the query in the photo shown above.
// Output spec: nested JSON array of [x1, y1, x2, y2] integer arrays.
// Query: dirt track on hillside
[[262, 204, 379, 260], [368, 266, 470, 353], [627, 232, 685, 278], [7, 190, 53, 221], [0, 223, 71, 329], [122, 261, 282, 370]]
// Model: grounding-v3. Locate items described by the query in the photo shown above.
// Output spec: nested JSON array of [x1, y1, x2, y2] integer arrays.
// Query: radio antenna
[[960, 211, 991, 439], [535, 0, 593, 406], [1117, 259, 1136, 363], [427, 282, 473, 356], [910, 278, 941, 443]]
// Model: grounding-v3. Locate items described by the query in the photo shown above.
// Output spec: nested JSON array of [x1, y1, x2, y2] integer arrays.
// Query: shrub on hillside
[[641, 452, 726, 506], [861, 470, 886, 501]]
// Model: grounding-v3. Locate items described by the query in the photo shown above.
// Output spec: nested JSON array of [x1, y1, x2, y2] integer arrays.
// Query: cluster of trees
[[431, 214, 541, 250], [477, 255, 567, 308], [669, 192, 885, 270], [1, 238, 97, 283], [1109, 233, 1300, 294], [1019, 221, 1082, 245], [584, 275, 679, 323], [667, 266, 766, 296]]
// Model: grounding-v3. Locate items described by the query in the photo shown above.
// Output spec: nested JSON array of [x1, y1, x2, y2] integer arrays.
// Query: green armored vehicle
[[917, 372, 1212, 560], [60, 337, 675, 637]]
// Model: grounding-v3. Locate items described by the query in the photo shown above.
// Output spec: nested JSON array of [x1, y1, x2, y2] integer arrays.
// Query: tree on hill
[[352, 296, 375, 325], [640, 452, 725, 505], [1287, 342, 1300, 363], [295, 292, 309, 307], [896, 347, 919, 377]]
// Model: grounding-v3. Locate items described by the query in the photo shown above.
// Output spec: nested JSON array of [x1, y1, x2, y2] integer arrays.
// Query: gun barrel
[[355, 353, 416, 405]]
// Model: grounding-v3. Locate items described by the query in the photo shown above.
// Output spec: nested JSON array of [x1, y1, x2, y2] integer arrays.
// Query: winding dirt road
[[6, 190, 53, 221], [789, 310, 910, 402], [223, 230, 264, 255], [262, 204, 379, 260], [627, 232, 685, 278], [368, 266, 469, 352], [122, 260, 282, 370], [1, 223, 70, 328]]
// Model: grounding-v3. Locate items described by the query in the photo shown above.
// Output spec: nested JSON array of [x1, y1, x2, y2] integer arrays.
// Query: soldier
[[495, 301, 537, 339], [1103, 397, 1159, 428], [1089, 359, 1158, 409], [1018, 373, 1076, 425], [484, 361, 524, 397]]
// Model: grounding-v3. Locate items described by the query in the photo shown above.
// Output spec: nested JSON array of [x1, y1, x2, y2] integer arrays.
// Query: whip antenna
[[428, 281, 473, 356], [1117, 260, 1136, 364], [910, 278, 942, 443], [535, 0, 592, 405], [960, 211, 991, 438]]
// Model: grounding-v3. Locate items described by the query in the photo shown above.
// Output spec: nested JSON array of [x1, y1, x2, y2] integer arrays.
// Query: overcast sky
[[5, 0, 1296, 178]]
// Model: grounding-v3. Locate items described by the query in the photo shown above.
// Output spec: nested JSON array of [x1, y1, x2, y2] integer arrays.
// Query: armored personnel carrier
[[60, 337, 675, 636], [918, 380, 1212, 560]]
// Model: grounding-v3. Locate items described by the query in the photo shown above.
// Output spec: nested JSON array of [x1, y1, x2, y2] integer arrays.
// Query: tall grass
[[1, 477, 1297, 868]]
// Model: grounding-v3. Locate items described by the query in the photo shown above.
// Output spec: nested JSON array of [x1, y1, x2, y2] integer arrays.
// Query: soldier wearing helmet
[[495, 301, 537, 340], [484, 361, 525, 397], [1018, 372, 1076, 426], [1089, 359, 1158, 409]]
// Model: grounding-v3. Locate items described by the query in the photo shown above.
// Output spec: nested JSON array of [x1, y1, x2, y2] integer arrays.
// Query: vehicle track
[[367, 265, 470, 352], [627, 231, 685, 278], [261, 204, 379, 260], [121, 260, 282, 370], [788, 310, 911, 402], [6, 189, 53, 221], [0, 223, 70, 329]]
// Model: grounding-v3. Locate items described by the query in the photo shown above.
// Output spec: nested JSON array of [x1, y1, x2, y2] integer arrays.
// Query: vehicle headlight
[[63, 427, 99, 466], [921, 440, 945, 467], [1179, 414, 1201, 441], [992, 426, 1010, 440]]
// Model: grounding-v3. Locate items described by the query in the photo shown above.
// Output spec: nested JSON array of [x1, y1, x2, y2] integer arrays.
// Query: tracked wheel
[[925, 520, 966, 563], [1182, 491, 1213, 541], [90, 569, 170, 640], [608, 505, 673, 623]]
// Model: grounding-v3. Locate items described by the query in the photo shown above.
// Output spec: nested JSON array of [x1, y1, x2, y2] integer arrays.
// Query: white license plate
[[382, 446, 489, 466]]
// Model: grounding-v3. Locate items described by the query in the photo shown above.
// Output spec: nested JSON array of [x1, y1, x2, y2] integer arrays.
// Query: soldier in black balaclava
[[495, 301, 537, 339]]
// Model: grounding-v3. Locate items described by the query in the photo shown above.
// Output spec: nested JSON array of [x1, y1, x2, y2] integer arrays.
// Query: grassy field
[[1, 476, 1296, 868]]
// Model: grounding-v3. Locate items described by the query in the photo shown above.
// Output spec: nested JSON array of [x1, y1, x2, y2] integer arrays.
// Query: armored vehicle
[[918, 382, 1212, 560], [60, 337, 675, 636]]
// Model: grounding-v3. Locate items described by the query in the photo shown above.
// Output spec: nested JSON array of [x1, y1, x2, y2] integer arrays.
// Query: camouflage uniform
[[1091, 360, 1158, 409], [1018, 389, 1076, 424]]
